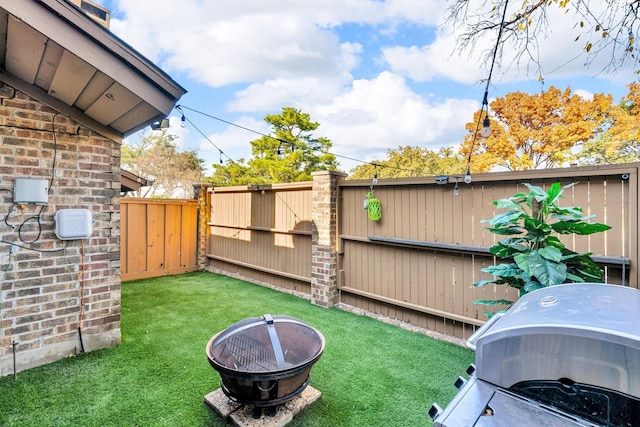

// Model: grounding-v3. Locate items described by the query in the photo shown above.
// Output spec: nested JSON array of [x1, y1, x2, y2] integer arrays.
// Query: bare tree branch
[[446, 0, 640, 76]]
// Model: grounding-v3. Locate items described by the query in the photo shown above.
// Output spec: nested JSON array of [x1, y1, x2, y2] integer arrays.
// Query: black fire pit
[[206, 314, 325, 411]]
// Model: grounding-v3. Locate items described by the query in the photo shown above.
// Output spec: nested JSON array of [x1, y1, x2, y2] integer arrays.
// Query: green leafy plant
[[474, 182, 611, 313]]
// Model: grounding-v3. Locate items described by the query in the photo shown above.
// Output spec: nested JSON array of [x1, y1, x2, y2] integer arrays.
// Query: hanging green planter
[[367, 192, 381, 221]]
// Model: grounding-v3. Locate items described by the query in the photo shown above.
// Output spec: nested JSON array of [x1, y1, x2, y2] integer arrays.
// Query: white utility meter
[[54, 209, 93, 240], [13, 178, 49, 204]]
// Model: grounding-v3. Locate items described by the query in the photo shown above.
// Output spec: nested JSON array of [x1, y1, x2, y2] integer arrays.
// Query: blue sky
[[99, 0, 637, 174]]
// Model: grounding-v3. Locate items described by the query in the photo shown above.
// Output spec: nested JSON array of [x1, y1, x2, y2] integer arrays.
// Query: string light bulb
[[372, 172, 378, 186], [453, 178, 460, 196], [480, 115, 491, 138], [181, 114, 186, 128], [464, 169, 472, 184]]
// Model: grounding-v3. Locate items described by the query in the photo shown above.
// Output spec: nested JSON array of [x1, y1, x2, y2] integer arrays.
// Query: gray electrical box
[[54, 209, 93, 240], [13, 178, 49, 205]]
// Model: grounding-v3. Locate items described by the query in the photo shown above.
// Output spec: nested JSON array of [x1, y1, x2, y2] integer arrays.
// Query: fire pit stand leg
[[252, 406, 262, 419]]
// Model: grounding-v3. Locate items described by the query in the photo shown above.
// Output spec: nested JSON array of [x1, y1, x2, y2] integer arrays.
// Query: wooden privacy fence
[[205, 182, 314, 295], [338, 165, 635, 338], [204, 164, 637, 339], [121, 198, 199, 281]]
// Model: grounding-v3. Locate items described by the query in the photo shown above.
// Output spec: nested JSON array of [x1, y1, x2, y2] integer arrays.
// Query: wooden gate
[[121, 198, 199, 281]]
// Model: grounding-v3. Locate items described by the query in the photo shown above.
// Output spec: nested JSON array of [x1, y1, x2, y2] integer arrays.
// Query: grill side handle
[[466, 312, 504, 351]]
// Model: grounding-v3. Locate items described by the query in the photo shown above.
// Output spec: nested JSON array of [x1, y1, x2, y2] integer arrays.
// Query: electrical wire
[[49, 113, 60, 195], [78, 239, 86, 353], [174, 104, 424, 176], [0, 243, 14, 341], [0, 239, 69, 252], [2, 112, 61, 247], [175, 105, 238, 166]]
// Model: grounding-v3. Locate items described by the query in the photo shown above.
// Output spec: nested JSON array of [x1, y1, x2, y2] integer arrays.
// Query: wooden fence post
[[311, 171, 347, 307]]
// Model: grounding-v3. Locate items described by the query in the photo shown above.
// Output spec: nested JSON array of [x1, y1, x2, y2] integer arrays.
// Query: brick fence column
[[194, 183, 212, 270], [311, 170, 347, 307]]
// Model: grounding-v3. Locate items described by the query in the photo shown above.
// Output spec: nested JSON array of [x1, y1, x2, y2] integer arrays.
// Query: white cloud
[[108, 0, 447, 88], [310, 72, 477, 170], [381, 29, 490, 84]]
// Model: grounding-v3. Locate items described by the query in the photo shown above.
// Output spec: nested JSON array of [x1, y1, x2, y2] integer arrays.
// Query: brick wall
[[0, 84, 121, 376], [310, 171, 346, 307]]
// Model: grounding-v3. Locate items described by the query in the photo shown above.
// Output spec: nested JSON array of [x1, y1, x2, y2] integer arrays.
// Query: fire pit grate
[[225, 333, 278, 371]]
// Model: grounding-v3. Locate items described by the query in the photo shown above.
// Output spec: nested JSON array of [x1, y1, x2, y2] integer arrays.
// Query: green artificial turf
[[0, 271, 473, 426]]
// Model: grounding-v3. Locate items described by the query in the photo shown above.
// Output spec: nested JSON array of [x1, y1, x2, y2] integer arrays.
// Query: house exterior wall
[[0, 83, 121, 376]]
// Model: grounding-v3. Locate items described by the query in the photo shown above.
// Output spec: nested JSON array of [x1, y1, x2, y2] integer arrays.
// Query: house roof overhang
[[0, 0, 187, 141], [121, 169, 151, 193]]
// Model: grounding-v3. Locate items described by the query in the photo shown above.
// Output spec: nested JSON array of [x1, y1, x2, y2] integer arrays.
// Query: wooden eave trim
[[0, 69, 122, 142], [1, 0, 185, 114], [39, 0, 185, 99]]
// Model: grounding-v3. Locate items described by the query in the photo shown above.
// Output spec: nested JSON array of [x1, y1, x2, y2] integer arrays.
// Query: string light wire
[[464, 0, 511, 180], [174, 104, 423, 176]]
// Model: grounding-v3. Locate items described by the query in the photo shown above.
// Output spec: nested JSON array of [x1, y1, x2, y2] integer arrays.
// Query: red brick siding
[[0, 83, 121, 375]]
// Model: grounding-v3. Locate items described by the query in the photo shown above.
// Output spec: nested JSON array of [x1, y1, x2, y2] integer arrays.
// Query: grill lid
[[468, 283, 640, 397]]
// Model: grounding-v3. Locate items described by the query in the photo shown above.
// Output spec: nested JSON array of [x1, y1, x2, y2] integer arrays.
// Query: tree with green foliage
[[209, 107, 339, 186], [572, 81, 640, 165], [349, 146, 466, 179], [474, 183, 611, 317], [122, 129, 205, 198]]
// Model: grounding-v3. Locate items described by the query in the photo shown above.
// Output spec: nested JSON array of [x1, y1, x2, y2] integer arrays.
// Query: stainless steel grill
[[430, 283, 640, 427]]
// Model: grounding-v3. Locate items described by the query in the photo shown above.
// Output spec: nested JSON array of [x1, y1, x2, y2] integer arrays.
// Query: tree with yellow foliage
[[460, 86, 613, 171]]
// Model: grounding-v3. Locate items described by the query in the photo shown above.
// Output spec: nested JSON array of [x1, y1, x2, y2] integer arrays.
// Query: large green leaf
[[486, 226, 524, 236], [472, 279, 497, 287], [544, 182, 563, 206], [489, 239, 529, 257], [551, 206, 585, 220], [524, 217, 552, 242], [490, 242, 517, 258], [528, 252, 567, 286], [551, 221, 611, 235], [481, 263, 522, 277], [523, 281, 544, 293], [483, 210, 523, 226], [493, 198, 525, 211], [524, 183, 548, 201], [546, 235, 564, 249], [538, 245, 563, 262], [473, 299, 514, 306], [513, 252, 531, 276]]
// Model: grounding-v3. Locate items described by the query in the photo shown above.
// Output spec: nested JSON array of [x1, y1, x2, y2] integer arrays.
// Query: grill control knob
[[428, 403, 443, 420], [454, 376, 467, 389]]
